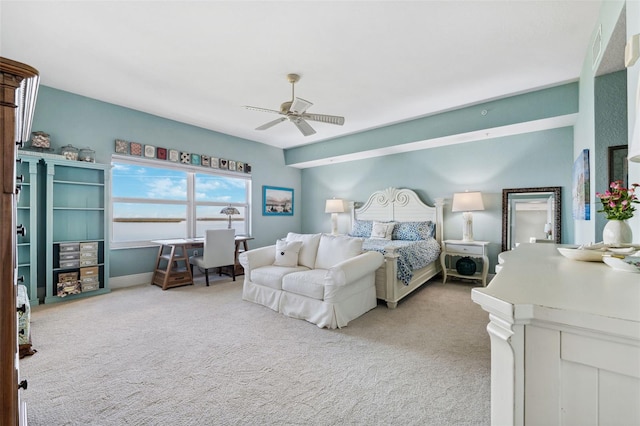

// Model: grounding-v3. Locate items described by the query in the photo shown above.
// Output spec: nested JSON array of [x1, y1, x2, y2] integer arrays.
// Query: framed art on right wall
[[608, 145, 628, 188], [572, 149, 590, 220]]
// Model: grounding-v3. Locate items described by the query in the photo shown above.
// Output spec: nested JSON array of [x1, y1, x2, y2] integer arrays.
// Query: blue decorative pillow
[[392, 221, 435, 241], [349, 220, 373, 238]]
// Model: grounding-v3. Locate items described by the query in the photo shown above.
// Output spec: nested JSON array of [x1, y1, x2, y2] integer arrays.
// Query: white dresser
[[472, 243, 640, 426]]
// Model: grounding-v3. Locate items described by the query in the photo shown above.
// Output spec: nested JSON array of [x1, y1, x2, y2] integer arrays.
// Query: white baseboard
[[109, 272, 153, 289]]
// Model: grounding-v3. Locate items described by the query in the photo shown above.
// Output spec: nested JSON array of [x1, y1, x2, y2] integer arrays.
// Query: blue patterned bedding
[[361, 238, 441, 285]]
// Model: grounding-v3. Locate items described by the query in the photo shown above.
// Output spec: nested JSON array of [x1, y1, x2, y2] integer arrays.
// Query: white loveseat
[[239, 232, 384, 329]]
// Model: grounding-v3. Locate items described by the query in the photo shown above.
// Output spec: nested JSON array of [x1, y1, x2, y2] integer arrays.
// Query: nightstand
[[440, 240, 489, 286]]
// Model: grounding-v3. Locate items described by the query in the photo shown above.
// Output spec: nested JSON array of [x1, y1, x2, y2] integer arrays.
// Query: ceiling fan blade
[[292, 117, 316, 136], [289, 97, 313, 114], [244, 105, 282, 115], [255, 117, 286, 131], [302, 113, 345, 126]]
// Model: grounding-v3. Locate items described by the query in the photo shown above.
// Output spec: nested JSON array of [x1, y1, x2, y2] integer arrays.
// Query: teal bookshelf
[[43, 158, 110, 304], [16, 155, 40, 305]]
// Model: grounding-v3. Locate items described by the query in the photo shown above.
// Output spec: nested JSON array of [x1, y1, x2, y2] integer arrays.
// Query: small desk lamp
[[451, 191, 484, 242], [220, 206, 240, 229], [325, 199, 344, 235]]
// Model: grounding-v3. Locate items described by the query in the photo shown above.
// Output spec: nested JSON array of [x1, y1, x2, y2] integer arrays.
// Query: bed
[[348, 187, 444, 308]]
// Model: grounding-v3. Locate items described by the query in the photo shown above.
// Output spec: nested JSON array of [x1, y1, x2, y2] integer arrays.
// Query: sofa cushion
[[282, 269, 327, 300], [250, 265, 309, 290], [286, 232, 321, 269], [273, 240, 302, 267], [314, 234, 364, 270]]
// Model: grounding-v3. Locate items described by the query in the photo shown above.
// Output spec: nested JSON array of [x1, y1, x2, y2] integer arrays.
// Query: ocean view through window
[[111, 156, 251, 247]]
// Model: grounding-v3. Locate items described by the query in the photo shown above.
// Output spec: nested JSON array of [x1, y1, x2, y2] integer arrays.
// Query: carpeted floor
[[21, 276, 490, 425]]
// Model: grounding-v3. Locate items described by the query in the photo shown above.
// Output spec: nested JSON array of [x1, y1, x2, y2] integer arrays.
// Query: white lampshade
[[451, 191, 485, 212], [325, 199, 344, 213]]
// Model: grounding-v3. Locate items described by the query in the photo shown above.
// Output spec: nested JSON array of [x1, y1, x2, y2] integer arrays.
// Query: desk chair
[[189, 229, 236, 286]]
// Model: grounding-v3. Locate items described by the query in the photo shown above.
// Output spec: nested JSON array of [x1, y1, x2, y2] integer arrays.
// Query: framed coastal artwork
[[263, 186, 294, 216], [572, 149, 590, 220]]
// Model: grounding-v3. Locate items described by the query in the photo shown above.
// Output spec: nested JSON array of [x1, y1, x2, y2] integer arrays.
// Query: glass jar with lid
[[30, 131, 51, 149], [60, 144, 79, 161], [78, 147, 96, 162]]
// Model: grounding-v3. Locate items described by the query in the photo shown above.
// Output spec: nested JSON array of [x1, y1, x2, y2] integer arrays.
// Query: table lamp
[[325, 199, 344, 235], [220, 206, 240, 229], [451, 191, 484, 242]]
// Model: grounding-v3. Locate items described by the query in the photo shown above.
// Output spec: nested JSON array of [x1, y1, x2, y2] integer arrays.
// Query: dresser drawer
[[446, 243, 484, 255]]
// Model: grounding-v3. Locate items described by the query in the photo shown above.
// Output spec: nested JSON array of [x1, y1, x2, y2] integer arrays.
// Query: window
[[111, 155, 250, 247]]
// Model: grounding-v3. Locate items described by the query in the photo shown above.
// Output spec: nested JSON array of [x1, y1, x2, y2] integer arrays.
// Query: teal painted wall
[[301, 127, 575, 272], [31, 86, 302, 277], [594, 70, 628, 238], [573, 0, 626, 243]]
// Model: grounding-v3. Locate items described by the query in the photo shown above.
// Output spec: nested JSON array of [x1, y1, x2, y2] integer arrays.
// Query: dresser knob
[[18, 380, 27, 390], [17, 275, 24, 283], [16, 224, 26, 237], [16, 140, 24, 149]]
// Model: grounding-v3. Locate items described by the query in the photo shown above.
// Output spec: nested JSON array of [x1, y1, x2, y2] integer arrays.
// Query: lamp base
[[330, 213, 339, 235], [461, 211, 474, 242]]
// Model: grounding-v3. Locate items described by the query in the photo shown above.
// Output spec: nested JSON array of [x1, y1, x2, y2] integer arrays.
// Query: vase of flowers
[[596, 181, 639, 245]]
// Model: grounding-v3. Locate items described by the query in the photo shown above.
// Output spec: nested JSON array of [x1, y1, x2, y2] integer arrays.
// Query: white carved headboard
[[349, 187, 444, 243]]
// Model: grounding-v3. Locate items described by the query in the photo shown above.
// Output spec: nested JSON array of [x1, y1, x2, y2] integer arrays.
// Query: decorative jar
[[30, 131, 50, 148], [602, 219, 632, 245], [60, 144, 79, 161], [78, 147, 96, 162]]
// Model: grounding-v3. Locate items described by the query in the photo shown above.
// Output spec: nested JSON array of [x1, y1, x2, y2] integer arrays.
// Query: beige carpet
[[21, 276, 490, 425]]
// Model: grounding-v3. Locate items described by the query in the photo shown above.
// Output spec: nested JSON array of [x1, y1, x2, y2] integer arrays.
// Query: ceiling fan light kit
[[245, 73, 345, 136]]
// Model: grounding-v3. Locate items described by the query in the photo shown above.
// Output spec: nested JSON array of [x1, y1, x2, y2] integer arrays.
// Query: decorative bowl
[[603, 256, 640, 273], [556, 247, 605, 262]]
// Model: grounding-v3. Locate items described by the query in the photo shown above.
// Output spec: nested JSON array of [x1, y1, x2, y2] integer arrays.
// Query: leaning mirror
[[502, 187, 562, 251]]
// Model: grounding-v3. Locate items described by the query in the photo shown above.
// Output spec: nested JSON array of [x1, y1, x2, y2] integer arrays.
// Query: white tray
[[557, 247, 605, 262]]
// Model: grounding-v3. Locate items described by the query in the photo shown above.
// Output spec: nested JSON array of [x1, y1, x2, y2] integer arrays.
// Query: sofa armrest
[[239, 245, 276, 279], [325, 251, 384, 286]]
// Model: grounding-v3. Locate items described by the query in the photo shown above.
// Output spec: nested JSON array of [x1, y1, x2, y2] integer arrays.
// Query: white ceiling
[[0, 1, 603, 150]]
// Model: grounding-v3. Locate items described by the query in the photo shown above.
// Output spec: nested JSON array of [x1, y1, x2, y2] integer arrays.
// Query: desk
[[151, 236, 253, 290]]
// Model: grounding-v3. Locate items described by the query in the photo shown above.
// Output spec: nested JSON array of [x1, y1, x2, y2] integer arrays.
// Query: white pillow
[[314, 234, 364, 270], [286, 232, 322, 269], [273, 240, 302, 267], [371, 221, 395, 240]]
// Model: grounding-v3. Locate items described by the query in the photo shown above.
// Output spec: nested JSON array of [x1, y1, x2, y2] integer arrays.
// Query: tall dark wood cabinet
[[1, 57, 39, 426]]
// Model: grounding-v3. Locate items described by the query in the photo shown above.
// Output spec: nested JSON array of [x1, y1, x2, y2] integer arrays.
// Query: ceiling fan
[[245, 73, 345, 137]]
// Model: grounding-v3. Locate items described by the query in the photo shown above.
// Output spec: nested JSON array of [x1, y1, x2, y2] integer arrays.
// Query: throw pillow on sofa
[[273, 240, 303, 267], [314, 234, 364, 270], [286, 232, 321, 269]]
